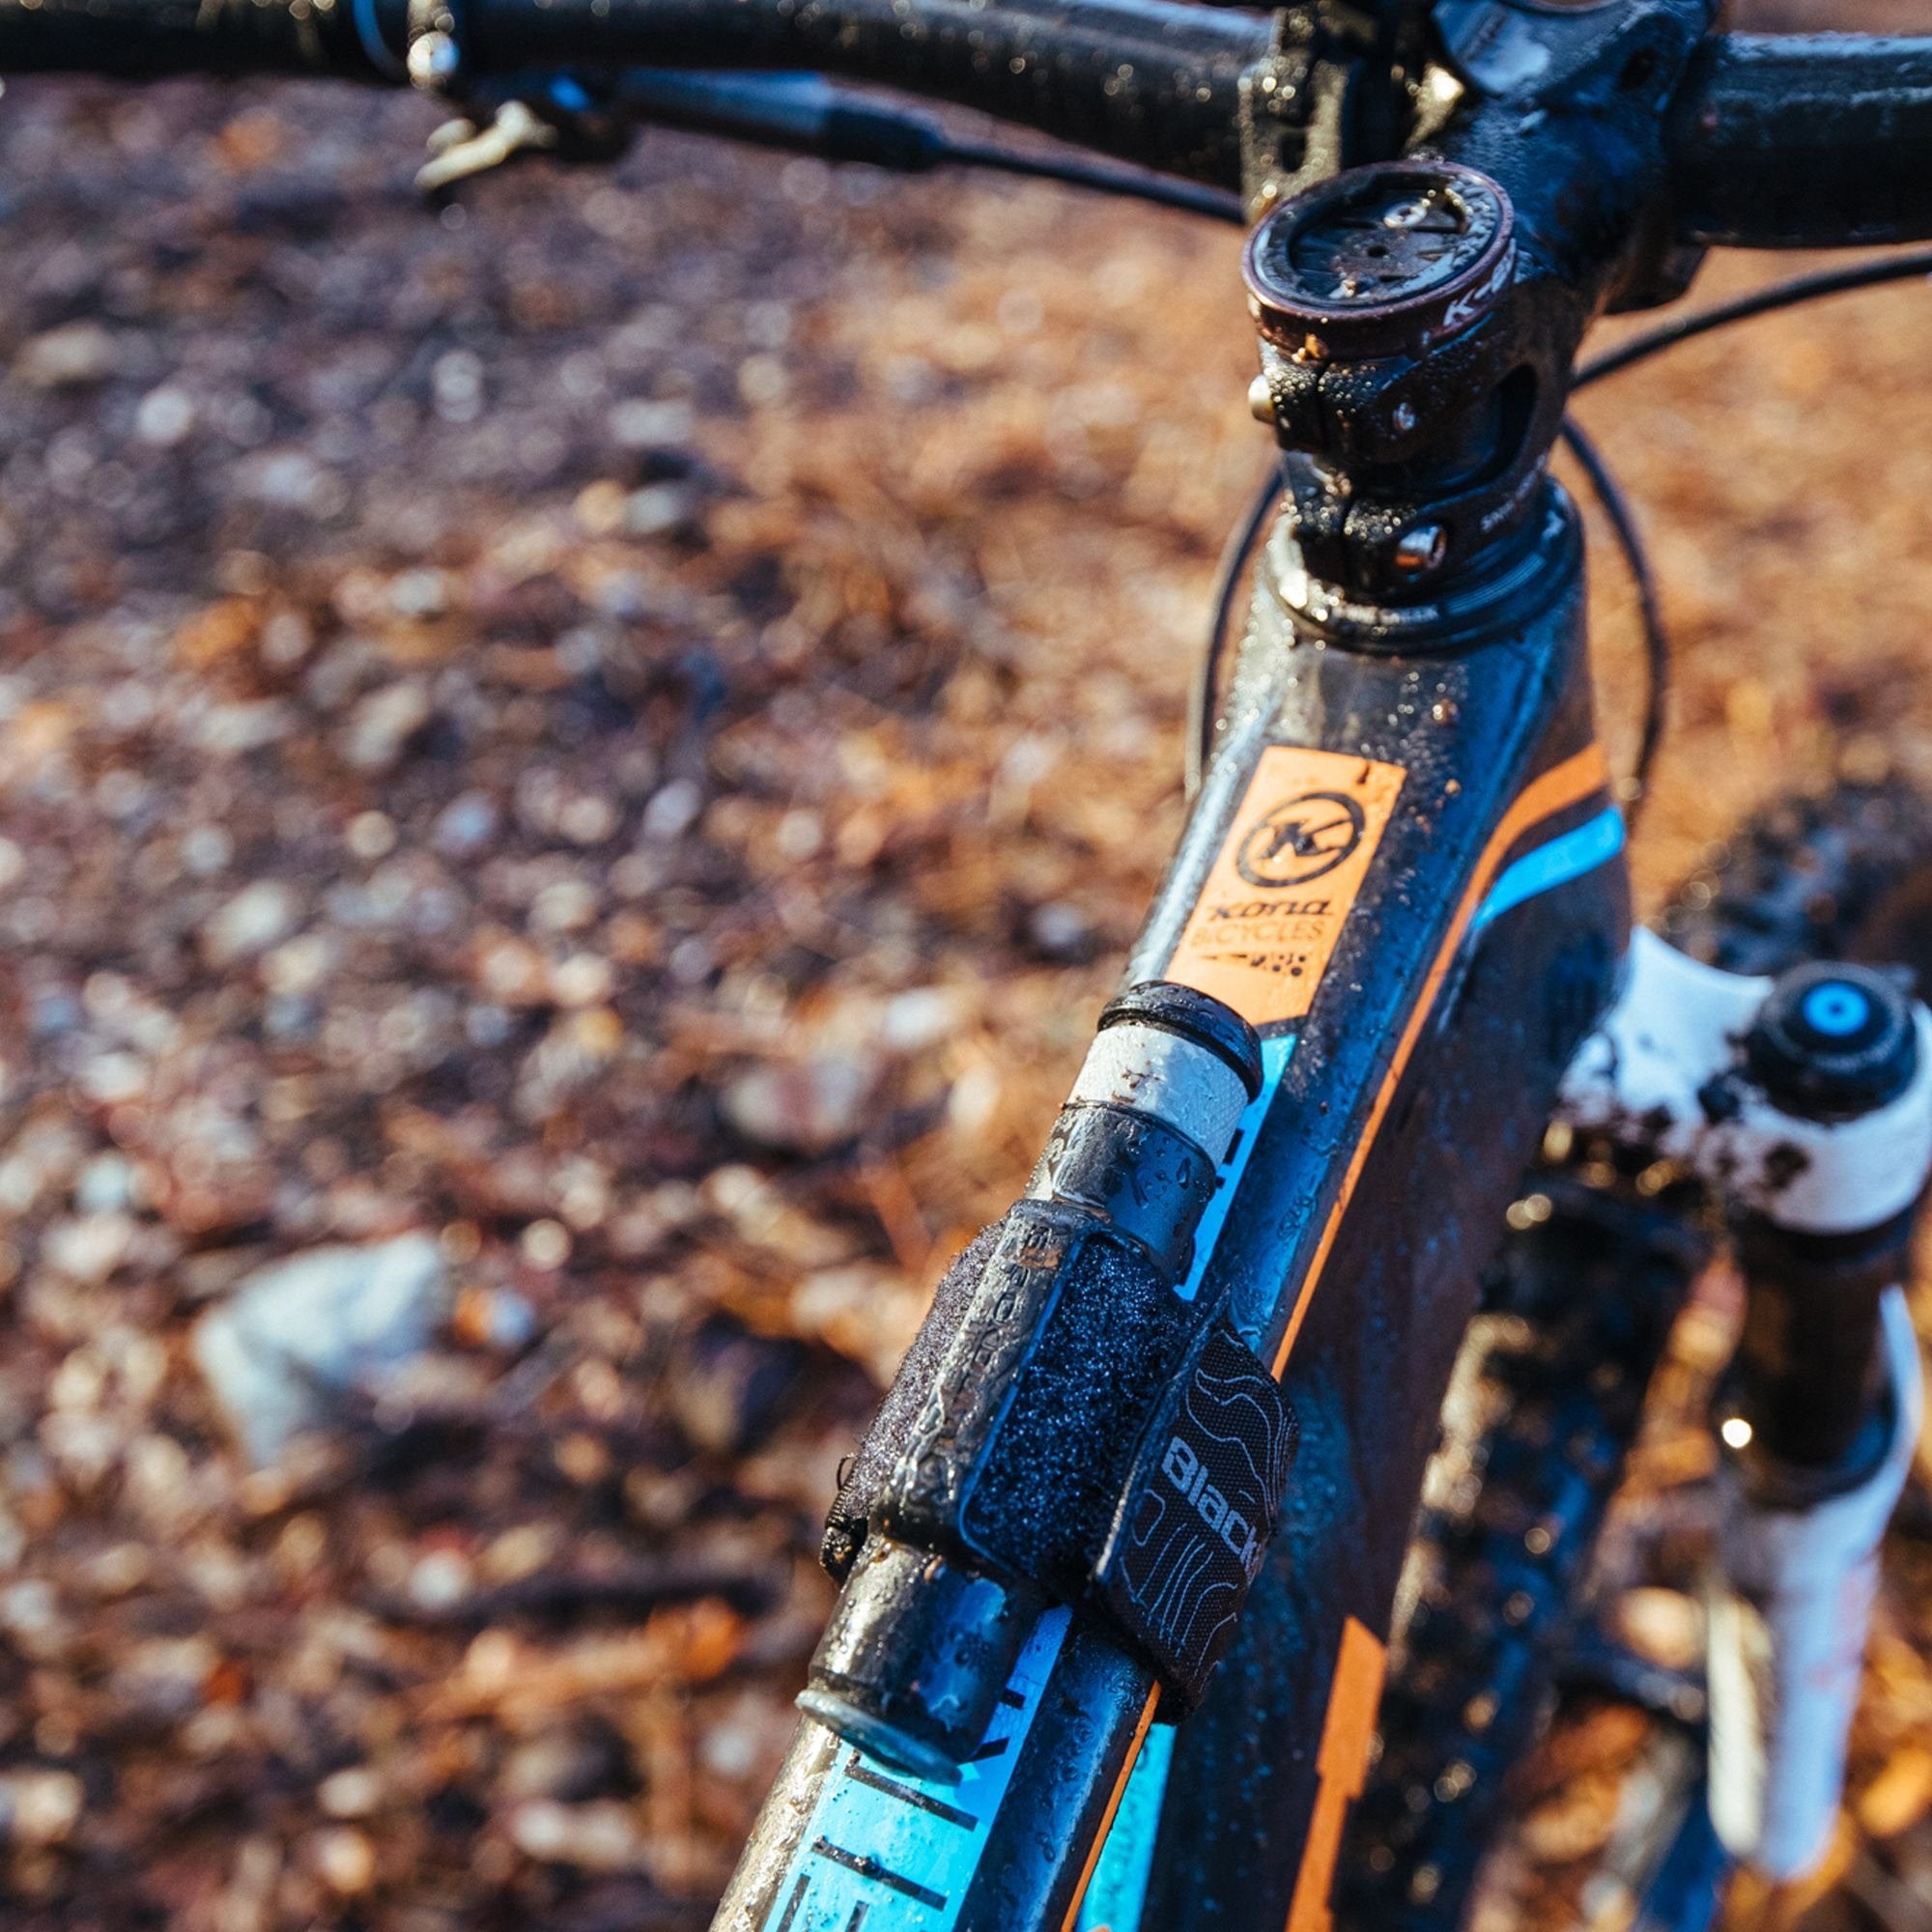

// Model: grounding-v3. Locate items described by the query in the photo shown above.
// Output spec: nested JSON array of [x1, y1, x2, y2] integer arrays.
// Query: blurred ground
[[0, 16, 1931, 1932]]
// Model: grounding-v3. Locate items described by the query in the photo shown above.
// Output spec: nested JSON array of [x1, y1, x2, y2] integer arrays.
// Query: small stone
[[623, 483, 689, 536], [43, 1212, 134, 1284], [346, 810, 397, 860], [1616, 1587, 1701, 1672], [0, 1768, 83, 1845], [530, 879, 599, 935], [499, 1726, 625, 1804], [407, 1548, 473, 1611], [607, 397, 694, 448], [242, 448, 346, 515], [310, 1825, 376, 1893], [386, 568, 455, 618], [722, 1054, 874, 1155], [507, 1798, 642, 1871], [182, 824, 235, 877], [574, 479, 626, 535], [134, 385, 195, 445], [202, 881, 299, 967], [641, 780, 702, 841], [78, 1051, 147, 1105], [552, 954, 615, 1008], [339, 681, 432, 773], [453, 1285, 538, 1350], [192, 1234, 451, 1465], [558, 794, 617, 846], [318, 1767, 383, 1820], [1859, 1745, 1932, 1839], [519, 1220, 571, 1270], [16, 323, 118, 389], [774, 810, 822, 862], [73, 1153, 138, 1215], [1029, 900, 1092, 958], [698, 1710, 762, 1781], [434, 791, 499, 858]]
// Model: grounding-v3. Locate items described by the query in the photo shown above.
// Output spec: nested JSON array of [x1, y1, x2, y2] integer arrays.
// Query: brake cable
[[1189, 246, 1932, 809], [1574, 246, 1932, 390], [1183, 442, 1669, 811], [1556, 415, 1667, 818], [932, 139, 1244, 221]]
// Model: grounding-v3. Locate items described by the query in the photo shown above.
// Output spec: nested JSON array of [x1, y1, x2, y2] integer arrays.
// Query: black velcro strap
[[1094, 1320, 1298, 1711]]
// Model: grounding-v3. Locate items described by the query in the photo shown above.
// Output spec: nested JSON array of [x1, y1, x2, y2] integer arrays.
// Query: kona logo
[[1236, 791, 1366, 888], [1161, 1435, 1262, 1574], [1208, 897, 1333, 920]]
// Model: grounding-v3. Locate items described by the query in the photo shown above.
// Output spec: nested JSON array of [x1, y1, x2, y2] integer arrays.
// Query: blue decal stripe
[[762, 1607, 1072, 1931], [1177, 1032, 1296, 1303], [1472, 804, 1625, 934], [1075, 1722, 1177, 1932]]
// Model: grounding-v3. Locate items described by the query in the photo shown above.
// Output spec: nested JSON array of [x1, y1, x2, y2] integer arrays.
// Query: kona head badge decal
[[1236, 791, 1368, 889], [1169, 750, 1406, 1025]]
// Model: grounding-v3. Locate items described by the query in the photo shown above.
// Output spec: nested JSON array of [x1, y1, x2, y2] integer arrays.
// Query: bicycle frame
[[716, 486, 1932, 1932], [713, 473, 1626, 1931]]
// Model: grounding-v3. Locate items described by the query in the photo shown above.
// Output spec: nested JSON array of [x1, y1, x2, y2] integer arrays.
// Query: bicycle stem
[[1238, 0, 1716, 615]]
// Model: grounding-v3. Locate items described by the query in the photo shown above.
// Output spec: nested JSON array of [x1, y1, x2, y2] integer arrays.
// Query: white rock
[[340, 681, 432, 773], [202, 881, 299, 966], [192, 1234, 450, 1465], [722, 1054, 874, 1154], [641, 779, 702, 841], [16, 323, 117, 390], [0, 1769, 83, 1845], [134, 385, 196, 445], [43, 1211, 134, 1283], [434, 790, 499, 858]]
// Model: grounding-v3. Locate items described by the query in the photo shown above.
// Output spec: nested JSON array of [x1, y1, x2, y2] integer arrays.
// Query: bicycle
[[9, 3, 1932, 1929]]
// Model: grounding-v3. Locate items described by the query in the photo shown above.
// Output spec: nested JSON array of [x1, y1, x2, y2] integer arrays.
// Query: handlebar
[[1668, 34, 1932, 248], [0, 0, 1269, 186], [4, 0, 1932, 248], [0, 0, 406, 82]]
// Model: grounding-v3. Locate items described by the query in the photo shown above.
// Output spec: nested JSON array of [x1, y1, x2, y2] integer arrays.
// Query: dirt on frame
[[1, 6, 1931, 1929]]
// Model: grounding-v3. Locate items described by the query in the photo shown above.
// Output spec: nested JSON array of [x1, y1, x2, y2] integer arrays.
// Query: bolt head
[[1392, 524, 1448, 581]]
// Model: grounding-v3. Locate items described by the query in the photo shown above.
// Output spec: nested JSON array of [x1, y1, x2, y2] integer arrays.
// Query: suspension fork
[[1558, 933, 1932, 1885]]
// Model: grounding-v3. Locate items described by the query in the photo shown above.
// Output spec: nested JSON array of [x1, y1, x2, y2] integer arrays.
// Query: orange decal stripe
[[1061, 1685, 1162, 1932], [1286, 1618, 1390, 1932], [1269, 744, 1610, 1378]]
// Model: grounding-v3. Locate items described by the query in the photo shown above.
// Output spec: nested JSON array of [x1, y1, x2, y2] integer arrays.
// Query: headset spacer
[[1243, 160, 1517, 361]]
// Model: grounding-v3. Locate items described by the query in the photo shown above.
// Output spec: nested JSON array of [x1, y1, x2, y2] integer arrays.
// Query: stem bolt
[[1247, 373, 1276, 424], [1393, 523, 1448, 580]]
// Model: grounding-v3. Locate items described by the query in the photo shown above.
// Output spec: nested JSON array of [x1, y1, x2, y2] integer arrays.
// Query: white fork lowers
[[1560, 927, 1932, 1882]]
